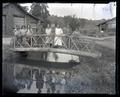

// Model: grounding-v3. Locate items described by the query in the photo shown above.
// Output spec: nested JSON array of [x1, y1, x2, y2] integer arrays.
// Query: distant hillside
[[47, 15, 106, 29]]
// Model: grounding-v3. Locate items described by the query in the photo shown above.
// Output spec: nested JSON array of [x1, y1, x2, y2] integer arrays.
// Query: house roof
[[3, 3, 39, 20], [96, 17, 116, 26], [3, 3, 9, 7]]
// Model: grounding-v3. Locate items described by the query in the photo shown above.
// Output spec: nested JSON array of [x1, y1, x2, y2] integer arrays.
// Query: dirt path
[[94, 36, 115, 50], [78, 35, 115, 50]]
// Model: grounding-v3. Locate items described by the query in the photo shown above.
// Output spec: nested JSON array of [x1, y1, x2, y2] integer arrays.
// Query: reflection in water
[[47, 52, 80, 63], [14, 64, 72, 93], [4, 52, 91, 94], [3, 61, 93, 94]]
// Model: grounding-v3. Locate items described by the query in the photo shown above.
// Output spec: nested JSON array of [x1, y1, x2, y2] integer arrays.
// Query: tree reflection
[[14, 65, 73, 93], [14, 67, 33, 90]]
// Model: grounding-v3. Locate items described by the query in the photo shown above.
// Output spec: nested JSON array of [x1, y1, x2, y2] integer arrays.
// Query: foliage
[[21, 6, 29, 12], [30, 3, 50, 28], [63, 15, 80, 32], [47, 15, 65, 28], [79, 18, 86, 28]]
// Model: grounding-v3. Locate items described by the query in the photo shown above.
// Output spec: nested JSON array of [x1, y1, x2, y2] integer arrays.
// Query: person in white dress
[[21, 25, 27, 35], [26, 24, 33, 36], [14, 25, 20, 36], [20, 25, 27, 45], [14, 25, 26, 46], [51, 24, 56, 47], [45, 24, 52, 47], [14, 25, 21, 43], [54, 25, 63, 47]]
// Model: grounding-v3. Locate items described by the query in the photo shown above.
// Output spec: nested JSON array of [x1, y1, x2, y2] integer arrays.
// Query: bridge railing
[[11, 34, 98, 53]]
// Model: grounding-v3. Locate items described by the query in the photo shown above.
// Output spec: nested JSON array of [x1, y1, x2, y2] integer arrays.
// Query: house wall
[[107, 19, 116, 31], [2, 4, 38, 38], [98, 18, 116, 36], [106, 19, 116, 36], [3, 5, 14, 37]]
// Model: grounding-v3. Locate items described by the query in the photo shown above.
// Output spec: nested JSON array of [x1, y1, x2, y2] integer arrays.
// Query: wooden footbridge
[[10, 34, 102, 58]]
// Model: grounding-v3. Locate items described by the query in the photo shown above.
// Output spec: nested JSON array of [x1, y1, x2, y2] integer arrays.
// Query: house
[[2, 3, 39, 38], [96, 17, 116, 36]]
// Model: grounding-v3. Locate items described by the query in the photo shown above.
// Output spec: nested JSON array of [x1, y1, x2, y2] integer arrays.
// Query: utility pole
[[93, 4, 95, 20], [81, 4, 83, 18]]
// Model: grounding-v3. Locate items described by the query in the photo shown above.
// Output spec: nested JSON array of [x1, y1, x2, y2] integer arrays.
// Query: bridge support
[[11, 48, 101, 58]]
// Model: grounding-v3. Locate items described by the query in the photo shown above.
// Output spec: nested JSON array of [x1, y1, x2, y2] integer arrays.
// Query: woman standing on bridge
[[25, 24, 33, 47], [45, 24, 52, 47], [36, 21, 45, 34], [14, 25, 21, 45], [20, 25, 27, 46], [50, 24, 56, 47], [54, 24, 63, 48]]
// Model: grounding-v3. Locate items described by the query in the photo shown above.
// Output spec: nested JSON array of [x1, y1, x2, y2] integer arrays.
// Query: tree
[[47, 15, 58, 26], [30, 3, 50, 28], [21, 6, 29, 12], [79, 18, 86, 28], [63, 15, 80, 33], [47, 15, 65, 28]]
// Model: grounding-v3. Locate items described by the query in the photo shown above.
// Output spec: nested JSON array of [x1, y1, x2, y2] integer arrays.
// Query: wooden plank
[[10, 47, 101, 58], [70, 37, 79, 51], [14, 37, 15, 48], [31, 37, 32, 47]]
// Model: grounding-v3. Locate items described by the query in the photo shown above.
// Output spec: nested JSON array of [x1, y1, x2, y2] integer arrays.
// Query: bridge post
[[31, 37, 32, 47], [14, 37, 15, 48], [31, 68, 32, 79], [69, 37, 70, 49], [13, 64, 15, 77]]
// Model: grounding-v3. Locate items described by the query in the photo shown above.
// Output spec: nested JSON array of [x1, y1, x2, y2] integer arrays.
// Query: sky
[[20, 2, 116, 20]]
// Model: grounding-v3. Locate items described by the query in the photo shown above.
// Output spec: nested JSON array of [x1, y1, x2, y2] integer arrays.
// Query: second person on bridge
[[54, 24, 63, 48]]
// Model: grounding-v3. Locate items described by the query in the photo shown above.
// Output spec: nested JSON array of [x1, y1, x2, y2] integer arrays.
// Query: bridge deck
[[11, 47, 101, 58]]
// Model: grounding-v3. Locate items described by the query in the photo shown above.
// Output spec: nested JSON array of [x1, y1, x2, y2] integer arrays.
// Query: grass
[[69, 43, 116, 94]]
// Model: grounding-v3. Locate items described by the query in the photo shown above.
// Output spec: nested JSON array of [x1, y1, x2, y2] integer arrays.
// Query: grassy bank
[[68, 44, 115, 94]]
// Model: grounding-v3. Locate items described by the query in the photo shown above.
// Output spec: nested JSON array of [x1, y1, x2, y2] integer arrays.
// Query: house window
[[14, 16, 25, 28], [101, 28, 104, 33]]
